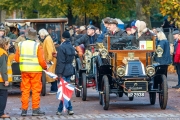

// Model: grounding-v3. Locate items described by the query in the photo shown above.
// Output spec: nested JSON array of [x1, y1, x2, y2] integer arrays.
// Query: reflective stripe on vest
[[0, 48, 12, 82], [18, 40, 42, 72]]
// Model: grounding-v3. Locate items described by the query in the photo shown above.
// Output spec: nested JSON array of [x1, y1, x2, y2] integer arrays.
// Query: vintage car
[[5, 18, 68, 96], [74, 44, 101, 101], [96, 36, 168, 110]]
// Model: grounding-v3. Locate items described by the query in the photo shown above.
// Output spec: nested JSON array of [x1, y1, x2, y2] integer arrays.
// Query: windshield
[[105, 36, 154, 51]]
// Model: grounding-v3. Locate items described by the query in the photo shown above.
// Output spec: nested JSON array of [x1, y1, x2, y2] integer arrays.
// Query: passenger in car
[[132, 20, 155, 48]]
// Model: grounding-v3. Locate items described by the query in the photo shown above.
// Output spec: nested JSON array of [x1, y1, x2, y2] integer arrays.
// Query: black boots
[[21, 110, 27, 116], [32, 108, 45, 116]]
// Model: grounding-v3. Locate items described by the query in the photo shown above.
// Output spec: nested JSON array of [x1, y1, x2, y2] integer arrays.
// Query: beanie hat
[[62, 31, 70, 38]]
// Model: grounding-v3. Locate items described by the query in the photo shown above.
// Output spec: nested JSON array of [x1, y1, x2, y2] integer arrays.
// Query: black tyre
[[94, 64, 98, 90], [102, 75, 110, 110], [129, 96, 134, 101], [99, 92, 102, 105], [81, 73, 87, 101], [118, 92, 123, 97], [75, 72, 80, 97], [149, 92, 156, 105], [159, 75, 168, 109], [41, 71, 46, 96]]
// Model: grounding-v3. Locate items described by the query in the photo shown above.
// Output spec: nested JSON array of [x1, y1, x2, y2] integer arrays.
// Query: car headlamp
[[117, 67, 125, 77], [146, 65, 155, 76], [156, 45, 163, 57], [100, 48, 108, 58]]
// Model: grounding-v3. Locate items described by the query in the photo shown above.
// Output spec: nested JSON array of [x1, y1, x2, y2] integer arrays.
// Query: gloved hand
[[52, 52, 57, 57]]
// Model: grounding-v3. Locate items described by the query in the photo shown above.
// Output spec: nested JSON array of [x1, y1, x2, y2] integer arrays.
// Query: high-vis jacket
[[0, 48, 12, 82], [18, 40, 43, 72]]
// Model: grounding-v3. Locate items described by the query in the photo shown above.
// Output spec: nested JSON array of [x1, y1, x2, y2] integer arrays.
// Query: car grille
[[124, 81, 147, 92]]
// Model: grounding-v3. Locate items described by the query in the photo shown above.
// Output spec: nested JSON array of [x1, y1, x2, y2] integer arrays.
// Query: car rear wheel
[[99, 92, 102, 105], [75, 72, 80, 97], [81, 73, 87, 101], [41, 71, 46, 96]]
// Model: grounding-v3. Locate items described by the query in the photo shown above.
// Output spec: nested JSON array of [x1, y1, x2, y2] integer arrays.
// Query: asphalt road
[[2, 73, 180, 120]]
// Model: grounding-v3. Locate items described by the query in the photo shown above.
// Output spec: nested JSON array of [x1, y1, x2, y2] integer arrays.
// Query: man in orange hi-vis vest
[[15, 29, 47, 116]]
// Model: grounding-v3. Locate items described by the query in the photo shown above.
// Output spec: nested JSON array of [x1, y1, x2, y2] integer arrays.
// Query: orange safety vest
[[0, 48, 12, 82]]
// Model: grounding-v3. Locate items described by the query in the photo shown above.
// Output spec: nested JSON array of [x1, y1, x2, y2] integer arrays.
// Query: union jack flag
[[43, 70, 58, 79], [56, 77, 74, 111]]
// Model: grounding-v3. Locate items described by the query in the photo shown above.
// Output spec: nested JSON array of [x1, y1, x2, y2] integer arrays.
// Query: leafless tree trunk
[[0, 10, 6, 23], [135, 0, 152, 28]]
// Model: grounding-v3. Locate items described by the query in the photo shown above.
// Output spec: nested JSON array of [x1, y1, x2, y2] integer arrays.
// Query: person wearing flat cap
[[74, 25, 99, 63], [172, 30, 180, 88], [55, 31, 75, 115], [106, 18, 127, 37], [15, 29, 47, 116], [103, 18, 136, 50]]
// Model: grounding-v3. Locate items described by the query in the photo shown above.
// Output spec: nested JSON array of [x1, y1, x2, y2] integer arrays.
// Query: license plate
[[128, 92, 145, 97], [13, 76, 21, 82]]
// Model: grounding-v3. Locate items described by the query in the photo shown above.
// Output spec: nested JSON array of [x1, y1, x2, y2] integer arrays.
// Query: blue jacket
[[154, 39, 172, 65], [55, 40, 75, 77], [97, 27, 107, 42]]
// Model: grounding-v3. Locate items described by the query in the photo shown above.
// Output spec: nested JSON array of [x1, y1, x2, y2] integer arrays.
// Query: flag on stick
[[43, 70, 58, 79], [56, 77, 75, 111]]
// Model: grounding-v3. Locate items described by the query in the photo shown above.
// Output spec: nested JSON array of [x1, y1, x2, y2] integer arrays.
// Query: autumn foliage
[[159, 0, 180, 28]]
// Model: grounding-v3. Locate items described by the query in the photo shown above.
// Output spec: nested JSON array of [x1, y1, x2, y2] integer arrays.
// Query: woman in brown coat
[[38, 29, 57, 94]]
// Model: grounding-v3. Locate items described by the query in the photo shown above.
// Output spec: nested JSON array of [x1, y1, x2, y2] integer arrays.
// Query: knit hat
[[62, 31, 70, 38]]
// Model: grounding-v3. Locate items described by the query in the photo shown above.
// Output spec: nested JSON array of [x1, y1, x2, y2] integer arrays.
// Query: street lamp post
[[33, 10, 39, 18]]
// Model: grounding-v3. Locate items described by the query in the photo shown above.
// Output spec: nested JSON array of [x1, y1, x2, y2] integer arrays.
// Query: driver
[[102, 19, 134, 50], [74, 25, 99, 63]]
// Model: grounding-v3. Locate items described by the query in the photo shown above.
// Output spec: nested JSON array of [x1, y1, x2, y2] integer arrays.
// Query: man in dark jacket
[[74, 25, 99, 63], [74, 25, 99, 48], [55, 31, 75, 115], [102, 19, 130, 50]]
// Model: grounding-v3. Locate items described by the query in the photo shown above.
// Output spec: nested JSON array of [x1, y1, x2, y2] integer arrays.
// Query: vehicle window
[[106, 36, 154, 50]]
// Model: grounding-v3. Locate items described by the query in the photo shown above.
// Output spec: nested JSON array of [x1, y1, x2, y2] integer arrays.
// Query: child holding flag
[[55, 31, 75, 115]]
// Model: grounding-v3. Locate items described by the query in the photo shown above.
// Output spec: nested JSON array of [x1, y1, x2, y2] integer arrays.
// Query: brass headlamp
[[156, 45, 163, 57], [100, 48, 108, 58], [146, 65, 155, 76], [117, 66, 126, 77]]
